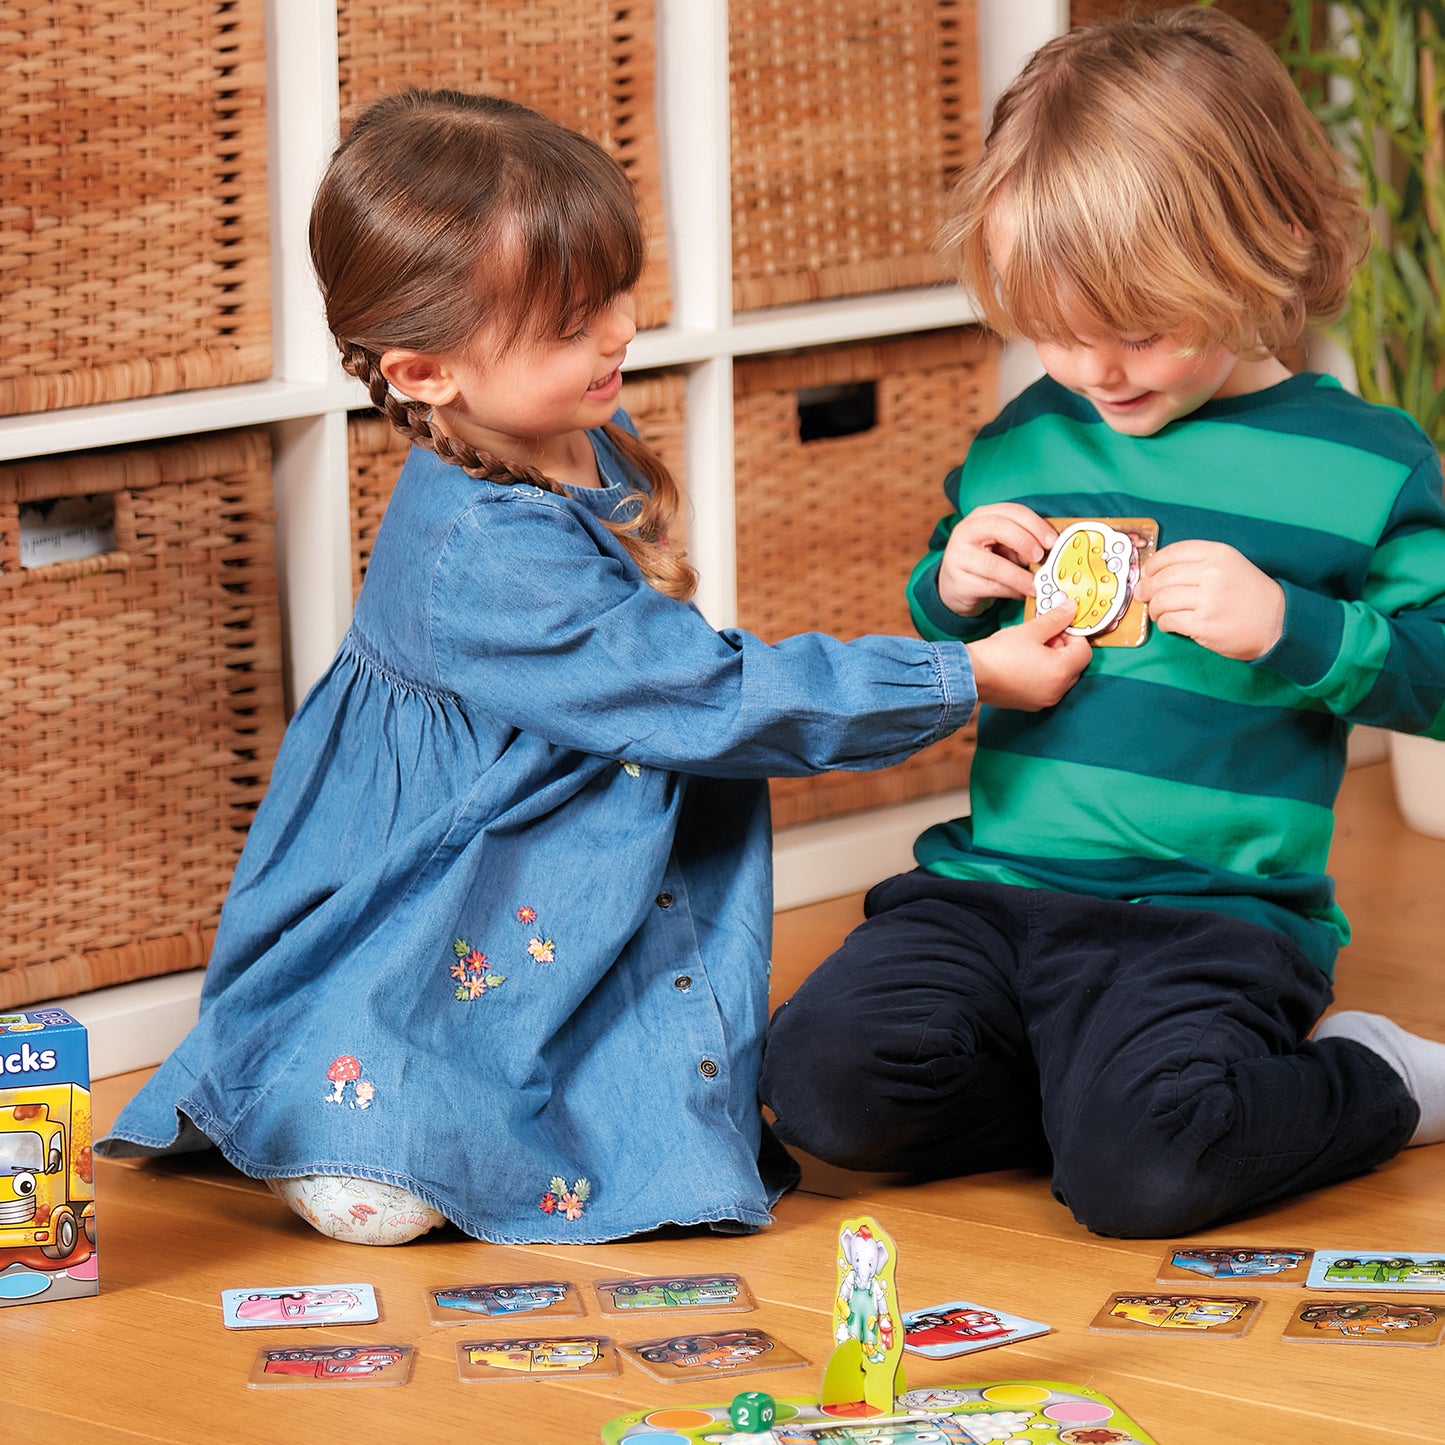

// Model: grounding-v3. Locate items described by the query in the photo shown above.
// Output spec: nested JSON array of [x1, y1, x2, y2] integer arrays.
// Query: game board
[[601, 1379, 1157, 1443]]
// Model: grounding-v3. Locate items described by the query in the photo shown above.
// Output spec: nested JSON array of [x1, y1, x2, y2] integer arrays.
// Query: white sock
[[265, 1175, 446, 1245], [1313, 1010, 1445, 1147]]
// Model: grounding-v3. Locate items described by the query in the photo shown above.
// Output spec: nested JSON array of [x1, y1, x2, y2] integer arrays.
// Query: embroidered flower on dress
[[621, 761, 641, 778], [452, 937, 505, 1000], [542, 1175, 591, 1220], [513, 906, 557, 966]]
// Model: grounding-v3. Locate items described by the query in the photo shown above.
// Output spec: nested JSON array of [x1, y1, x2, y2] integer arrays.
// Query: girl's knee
[[267, 1174, 447, 1245]]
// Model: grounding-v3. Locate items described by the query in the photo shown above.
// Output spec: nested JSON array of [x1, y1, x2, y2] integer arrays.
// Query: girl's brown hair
[[310, 88, 695, 599], [939, 6, 1369, 356]]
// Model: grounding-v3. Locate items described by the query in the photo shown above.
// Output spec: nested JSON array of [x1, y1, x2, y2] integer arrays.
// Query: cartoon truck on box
[[0, 1082, 95, 1266]]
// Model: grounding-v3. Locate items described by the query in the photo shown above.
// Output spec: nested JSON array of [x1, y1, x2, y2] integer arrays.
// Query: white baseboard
[[772, 788, 969, 907], [55, 971, 201, 1081]]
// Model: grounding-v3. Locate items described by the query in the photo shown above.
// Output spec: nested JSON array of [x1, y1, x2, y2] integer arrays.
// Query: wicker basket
[[335, 0, 671, 333], [729, 0, 980, 312], [347, 369, 689, 595], [0, 1, 271, 417], [733, 329, 997, 827], [0, 431, 286, 1008], [1068, 0, 1295, 40]]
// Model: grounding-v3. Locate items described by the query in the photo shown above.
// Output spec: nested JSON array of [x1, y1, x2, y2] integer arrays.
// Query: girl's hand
[[1136, 541, 1285, 661], [939, 503, 1059, 617], [967, 603, 1092, 711]]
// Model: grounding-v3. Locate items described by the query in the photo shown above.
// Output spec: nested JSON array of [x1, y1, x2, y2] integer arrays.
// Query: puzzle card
[[1088, 1291, 1260, 1338], [1306, 1250, 1445, 1292], [222, 1282, 379, 1329], [1282, 1297, 1445, 1346], [247, 1342, 413, 1387], [620, 1326, 809, 1383], [593, 1272, 754, 1316], [1157, 1244, 1313, 1286], [425, 1278, 584, 1325], [454, 1334, 619, 1380], [901, 1299, 1050, 1358], [1024, 516, 1159, 647]]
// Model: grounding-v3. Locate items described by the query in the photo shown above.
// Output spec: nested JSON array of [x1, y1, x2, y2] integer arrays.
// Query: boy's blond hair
[[939, 6, 1368, 356]]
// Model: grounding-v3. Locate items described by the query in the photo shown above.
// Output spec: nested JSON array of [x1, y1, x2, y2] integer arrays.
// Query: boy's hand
[[967, 603, 1092, 711], [939, 503, 1059, 617], [1136, 541, 1285, 661]]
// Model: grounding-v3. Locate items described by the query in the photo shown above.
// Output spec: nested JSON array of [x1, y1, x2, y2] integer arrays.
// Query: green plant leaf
[[1282, 3, 1445, 447]]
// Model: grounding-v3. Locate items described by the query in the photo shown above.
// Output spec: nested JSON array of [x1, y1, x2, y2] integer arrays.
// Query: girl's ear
[[378, 349, 460, 406]]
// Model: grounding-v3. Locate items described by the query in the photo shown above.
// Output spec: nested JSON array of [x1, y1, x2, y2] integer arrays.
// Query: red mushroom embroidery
[[324, 1055, 362, 1104]]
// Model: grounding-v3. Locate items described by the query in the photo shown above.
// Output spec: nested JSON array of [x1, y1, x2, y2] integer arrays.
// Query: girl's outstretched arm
[[418, 489, 974, 779]]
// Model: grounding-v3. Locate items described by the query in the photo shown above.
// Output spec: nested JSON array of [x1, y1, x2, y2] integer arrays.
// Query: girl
[[97, 89, 1087, 1245], [763, 8, 1445, 1238]]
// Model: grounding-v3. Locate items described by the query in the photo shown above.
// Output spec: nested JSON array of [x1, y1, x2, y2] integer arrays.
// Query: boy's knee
[[1051, 1147, 1218, 1239], [761, 999, 891, 1170]]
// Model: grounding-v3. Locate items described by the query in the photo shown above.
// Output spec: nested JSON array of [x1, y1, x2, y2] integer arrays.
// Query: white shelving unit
[[8, 0, 1065, 1070]]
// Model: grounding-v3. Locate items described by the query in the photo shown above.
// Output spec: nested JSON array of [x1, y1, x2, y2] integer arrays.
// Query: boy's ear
[[378, 348, 459, 406]]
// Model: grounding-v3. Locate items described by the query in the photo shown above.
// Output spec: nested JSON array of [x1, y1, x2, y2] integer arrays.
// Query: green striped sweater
[[908, 372, 1445, 974]]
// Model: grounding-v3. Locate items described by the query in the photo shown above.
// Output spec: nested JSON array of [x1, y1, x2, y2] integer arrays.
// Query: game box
[[0, 1007, 97, 1307]]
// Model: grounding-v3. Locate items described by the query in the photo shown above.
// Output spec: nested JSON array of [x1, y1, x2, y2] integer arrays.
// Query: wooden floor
[[8, 760, 1445, 1443]]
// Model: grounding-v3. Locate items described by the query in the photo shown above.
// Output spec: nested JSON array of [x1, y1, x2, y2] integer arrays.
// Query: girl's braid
[[341, 342, 557, 492], [338, 342, 696, 600]]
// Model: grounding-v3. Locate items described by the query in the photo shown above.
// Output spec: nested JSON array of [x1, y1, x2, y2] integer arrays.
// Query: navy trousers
[[760, 872, 1416, 1237]]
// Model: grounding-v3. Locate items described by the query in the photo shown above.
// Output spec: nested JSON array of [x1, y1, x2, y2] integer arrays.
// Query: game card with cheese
[[1025, 517, 1159, 647]]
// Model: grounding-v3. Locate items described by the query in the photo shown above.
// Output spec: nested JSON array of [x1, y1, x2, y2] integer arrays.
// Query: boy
[[761, 8, 1445, 1237]]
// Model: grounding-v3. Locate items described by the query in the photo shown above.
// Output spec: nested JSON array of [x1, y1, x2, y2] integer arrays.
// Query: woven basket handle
[[0, 489, 134, 583]]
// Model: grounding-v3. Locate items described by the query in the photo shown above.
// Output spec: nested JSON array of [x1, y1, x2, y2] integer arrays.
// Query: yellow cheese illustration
[[1036, 522, 1135, 637], [1056, 528, 1119, 630]]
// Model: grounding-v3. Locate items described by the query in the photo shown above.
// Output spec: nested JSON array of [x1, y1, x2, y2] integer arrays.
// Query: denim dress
[[97, 416, 977, 1244]]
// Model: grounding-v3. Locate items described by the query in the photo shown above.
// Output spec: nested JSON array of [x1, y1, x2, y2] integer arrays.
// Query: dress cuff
[[929, 640, 978, 741]]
